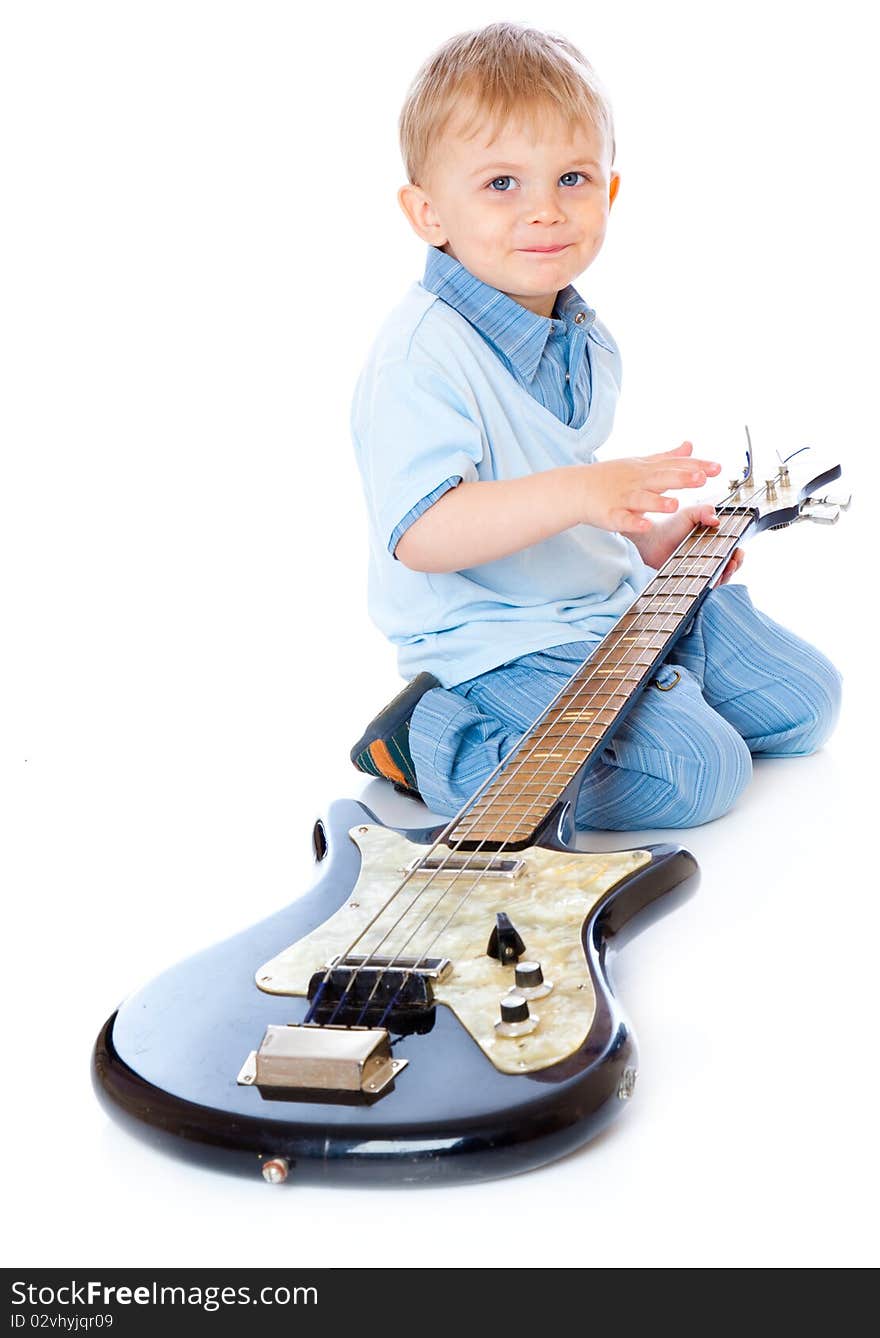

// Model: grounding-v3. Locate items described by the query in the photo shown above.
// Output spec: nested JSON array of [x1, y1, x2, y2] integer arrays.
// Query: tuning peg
[[804, 492, 852, 511], [775, 451, 792, 487]]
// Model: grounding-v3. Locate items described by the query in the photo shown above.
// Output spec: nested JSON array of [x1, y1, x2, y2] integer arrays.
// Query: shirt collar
[[422, 245, 596, 384]]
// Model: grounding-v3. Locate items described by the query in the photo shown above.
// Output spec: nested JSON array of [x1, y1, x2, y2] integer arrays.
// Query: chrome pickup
[[405, 851, 525, 879], [237, 1023, 406, 1098]]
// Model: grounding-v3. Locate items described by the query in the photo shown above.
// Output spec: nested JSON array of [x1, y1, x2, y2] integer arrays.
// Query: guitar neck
[[450, 507, 756, 849]]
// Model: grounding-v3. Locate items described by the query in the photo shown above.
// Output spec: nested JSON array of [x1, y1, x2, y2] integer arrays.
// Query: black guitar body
[[93, 798, 697, 1185]]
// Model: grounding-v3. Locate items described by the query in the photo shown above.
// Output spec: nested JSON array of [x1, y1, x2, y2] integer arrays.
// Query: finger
[[681, 504, 718, 528], [627, 490, 679, 514], [651, 441, 694, 459], [719, 549, 745, 582], [614, 510, 652, 533], [642, 463, 720, 489], [644, 459, 722, 480], [645, 445, 721, 475]]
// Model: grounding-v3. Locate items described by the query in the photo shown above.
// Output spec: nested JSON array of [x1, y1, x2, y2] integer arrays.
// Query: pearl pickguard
[[256, 825, 652, 1075]]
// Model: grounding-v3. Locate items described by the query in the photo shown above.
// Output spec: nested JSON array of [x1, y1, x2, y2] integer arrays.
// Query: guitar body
[[93, 798, 697, 1185]]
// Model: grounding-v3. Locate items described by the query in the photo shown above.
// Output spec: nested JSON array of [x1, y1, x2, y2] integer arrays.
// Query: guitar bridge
[[237, 1023, 406, 1099]]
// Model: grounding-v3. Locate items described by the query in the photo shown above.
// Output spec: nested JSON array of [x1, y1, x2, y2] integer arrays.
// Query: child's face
[[399, 100, 620, 318]]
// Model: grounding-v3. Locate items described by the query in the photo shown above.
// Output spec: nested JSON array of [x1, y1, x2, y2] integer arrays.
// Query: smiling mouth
[[518, 244, 571, 254]]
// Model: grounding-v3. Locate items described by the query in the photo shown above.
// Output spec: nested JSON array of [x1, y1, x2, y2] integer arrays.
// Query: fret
[[555, 687, 625, 709], [466, 766, 587, 807], [495, 752, 588, 775], [456, 809, 550, 835], [667, 558, 724, 576], [668, 556, 722, 572], [660, 576, 704, 591], [634, 597, 698, 614], [608, 631, 661, 648], [502, 752, 596, 780], [632, 593, 694, 610], [522, 753, 584, 768], [459, 805, 552, 830], [586, 665, 635, 681], [455, 823, 543, 845], [686, 540, 736, 557], [467, 780, 589, 805], [541, 717, 614, 739], [454, 827, 540, 844], [581, 643, 656, 668], [457, 795, 548, 817], [460, 795, 566, 821], [603, 647, 658, 667], [527, 733, 604, 755]]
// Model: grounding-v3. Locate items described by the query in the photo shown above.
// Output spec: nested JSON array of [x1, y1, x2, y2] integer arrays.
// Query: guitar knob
[[501, 995, 530, 1023], [495, 992, 538, 1037], [513, 960, 553, 999]]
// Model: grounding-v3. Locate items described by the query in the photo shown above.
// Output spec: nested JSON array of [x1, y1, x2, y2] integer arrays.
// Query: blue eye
[[486, 171, 590, 192]]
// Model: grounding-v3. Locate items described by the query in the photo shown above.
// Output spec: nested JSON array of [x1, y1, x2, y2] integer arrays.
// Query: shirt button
[[574, 311, 587, 325], [565, 372, 570, 380]]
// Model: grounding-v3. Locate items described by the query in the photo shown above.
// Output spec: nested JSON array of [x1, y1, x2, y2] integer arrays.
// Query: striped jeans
[[407, 583, 842, 830]]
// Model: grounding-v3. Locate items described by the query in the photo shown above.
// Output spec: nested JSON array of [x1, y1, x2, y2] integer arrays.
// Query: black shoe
[[349, 672, 439, 800]]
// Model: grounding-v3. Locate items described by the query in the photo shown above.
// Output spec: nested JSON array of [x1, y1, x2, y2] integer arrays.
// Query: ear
[[397, 183, 448, 246], [608, 171, 621, 209]]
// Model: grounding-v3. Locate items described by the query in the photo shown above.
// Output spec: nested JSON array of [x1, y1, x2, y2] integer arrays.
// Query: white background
[[3, 0, 877, 1268]]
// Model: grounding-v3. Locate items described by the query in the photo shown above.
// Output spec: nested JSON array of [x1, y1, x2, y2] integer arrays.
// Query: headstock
[[717, 427, 849, 535]]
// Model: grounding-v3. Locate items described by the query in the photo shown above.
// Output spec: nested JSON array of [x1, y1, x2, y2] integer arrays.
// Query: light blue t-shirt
[[349, 253, 655, 690]]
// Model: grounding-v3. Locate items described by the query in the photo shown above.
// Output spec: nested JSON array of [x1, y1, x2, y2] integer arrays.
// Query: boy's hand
[[631, 500, 746, 583], [580, 442, 722, 533]]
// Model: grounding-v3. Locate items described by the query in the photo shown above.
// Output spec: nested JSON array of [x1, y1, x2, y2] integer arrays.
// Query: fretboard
[[449, 508, 755, 849]]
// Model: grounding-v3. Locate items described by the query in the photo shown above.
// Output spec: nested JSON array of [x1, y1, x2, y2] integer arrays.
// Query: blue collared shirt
[[389, 246, 596, 553]]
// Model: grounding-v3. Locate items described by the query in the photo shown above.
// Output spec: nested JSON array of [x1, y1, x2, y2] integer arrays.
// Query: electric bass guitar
[[92, 443, 845, 1184]]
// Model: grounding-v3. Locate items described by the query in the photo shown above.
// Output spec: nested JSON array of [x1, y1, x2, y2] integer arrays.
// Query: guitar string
[[364, 505, 757, 1024], [307, 485, 754, 1024], [311, 498, 749, 1026]]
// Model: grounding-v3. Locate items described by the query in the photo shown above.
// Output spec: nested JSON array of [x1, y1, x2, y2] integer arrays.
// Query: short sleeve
[[387, 474, 462, 558], [351, 354, 484, 556]]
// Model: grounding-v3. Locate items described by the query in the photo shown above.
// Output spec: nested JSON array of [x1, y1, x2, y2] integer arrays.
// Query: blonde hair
[[399, 21, 616, 188]]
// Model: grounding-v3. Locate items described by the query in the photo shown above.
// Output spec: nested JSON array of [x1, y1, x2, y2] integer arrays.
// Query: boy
[[350, 22, 841, 829]]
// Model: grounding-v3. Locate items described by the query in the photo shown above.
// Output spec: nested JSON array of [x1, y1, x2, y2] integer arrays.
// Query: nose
[[523, 185, 566, 225]]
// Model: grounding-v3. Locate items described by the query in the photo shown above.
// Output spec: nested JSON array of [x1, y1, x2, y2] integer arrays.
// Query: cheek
[[468, 208, 511, 250]]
